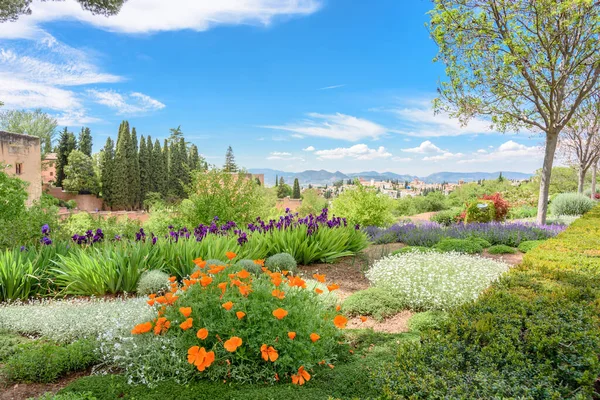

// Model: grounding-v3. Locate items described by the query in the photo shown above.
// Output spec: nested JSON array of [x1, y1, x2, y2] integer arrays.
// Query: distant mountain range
[[248, 168, 533, 186]]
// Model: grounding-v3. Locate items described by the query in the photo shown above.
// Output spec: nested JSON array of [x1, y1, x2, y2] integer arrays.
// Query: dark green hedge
[[375, 206, 600, 399]]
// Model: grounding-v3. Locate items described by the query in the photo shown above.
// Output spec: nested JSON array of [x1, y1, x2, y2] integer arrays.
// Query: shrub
[[480, 192, 510, 221], [434, 238, 483, 254], [331, 182, 394, 227], [113, 254, 347, 386], [0, 331, 31, 362], [391, 246, 437, 255], [464, 200, 496, 223], [517, 240, 544, 253], [235, 259, 262, 276], [408, 311, 449, 332], [35, 392, 97, 400], [550, 192, 595, 216], [0, 248, 39, 302], [373, 205, 600, 398], [4, 339, 98, 383], [429, 208, 461, 226], [366, 252, 509, 310], [265, 253, 298, 273], [137, 270, 170, 296], [508, 205, 537, 219], [342, 288, 405, 321], [487, 244, 517, 254], [471, 237, 491, 248]]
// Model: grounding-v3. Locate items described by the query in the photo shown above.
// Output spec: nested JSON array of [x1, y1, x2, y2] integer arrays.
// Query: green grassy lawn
[[44, 330, 419, 400]]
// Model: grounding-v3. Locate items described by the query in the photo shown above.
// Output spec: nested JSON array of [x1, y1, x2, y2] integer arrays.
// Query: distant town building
[[0, 131, 42, 205], [42, 152, 57, 185]]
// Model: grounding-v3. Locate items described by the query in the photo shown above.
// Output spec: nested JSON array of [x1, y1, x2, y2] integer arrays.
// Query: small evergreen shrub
[[517, 240, 544, 253], [429, 208, 462, 226], [265, 253, 298, 274], [480, 193, 510, 221], [137, 270, 170, 296], [342, 288, 405, 321], [391, 246, 437, 255], [550, 193, 595, 216], [487, 245, 517, 254], [235, 259, 262, 276], [464, 200, 496, 223], [434, 239, 483, 254], [408, 311, 449, 332], [4, 339, 98, 383], [471, 238, 492, 248]]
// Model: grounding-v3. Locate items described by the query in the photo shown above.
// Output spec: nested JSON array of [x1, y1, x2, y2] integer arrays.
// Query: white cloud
[[303, 146, 315, 152], [0, 0, 322, 39], [88, 89, 165, 114], [314, 144, 392, 160], [458, 140, 542, 164], [264, 113, 388, 141], [318, 84, 345, 90], [423, 152, 464, 162], [402, 140, 443, 154], [392, 157, 412, 162], [270, 151, 292, 157]]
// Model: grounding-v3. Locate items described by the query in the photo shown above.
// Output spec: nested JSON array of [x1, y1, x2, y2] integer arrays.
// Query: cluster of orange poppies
[[130, 251, 355, 385]]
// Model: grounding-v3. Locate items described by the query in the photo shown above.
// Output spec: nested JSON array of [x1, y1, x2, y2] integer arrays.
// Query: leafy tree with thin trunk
[[63, 150, 98, 194], [100, 137, 115, 207], [0, 109, 57, 156], [55, 127, 77, 187], [558, 94, 600, 194], [292, 178, 301, 199], [223, 146, 238, 172], [77, 127, 93, 157], [429, 0, 600, 223]]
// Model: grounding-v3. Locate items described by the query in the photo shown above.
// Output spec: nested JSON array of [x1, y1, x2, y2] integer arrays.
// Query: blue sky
[[0, 0, 545, 175]]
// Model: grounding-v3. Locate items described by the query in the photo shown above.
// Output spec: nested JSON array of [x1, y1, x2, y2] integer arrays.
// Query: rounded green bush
[[203, 259, 227, 268], [265, 253, 298, 274], [487, 245, 517, 255], [408, 311, 450, 332], [430, 208, 462, 226], [517, 240, 545, 253], [342, 287, 405, 321], [434, 239, 483, 254], [392, 246, 438, 255], [472, 238, 492, 249], [137, 270, 170, 296], [235, 259, 262, 276], [550, 193, 595, 216], [464, 200, 496, 223]]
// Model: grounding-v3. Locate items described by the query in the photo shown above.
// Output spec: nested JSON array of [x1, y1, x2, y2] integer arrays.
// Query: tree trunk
[[591, 160, 598, 199], [578, 166, 586, 194], [537, 132, 559, 224]]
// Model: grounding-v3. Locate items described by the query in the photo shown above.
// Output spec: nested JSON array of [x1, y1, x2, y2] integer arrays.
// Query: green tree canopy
[[0, 109, 57, 156], [100, 137, 115, 206], [331, 181, 394, 227], [292, 178, 301, 199], [77, 127, 93, 157], [63, 150, 99, 194], [430, 0, 600, 223], [55, 127, 77, 187], [0, 164, 27, 220], [223, 146, 238, 173]]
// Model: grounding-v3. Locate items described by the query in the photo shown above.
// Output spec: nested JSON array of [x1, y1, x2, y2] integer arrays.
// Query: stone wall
[[276, 197, 302, 212], [0, 131, 42, 206], [44, 185, 105, 212]]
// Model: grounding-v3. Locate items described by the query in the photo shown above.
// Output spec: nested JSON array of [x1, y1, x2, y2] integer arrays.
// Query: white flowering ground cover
[[0, 297, 153, 343], [366, 250, 509, 310]]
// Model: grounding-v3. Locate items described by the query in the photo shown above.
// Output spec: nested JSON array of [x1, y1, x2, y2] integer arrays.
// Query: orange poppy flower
[[282, 270, 289, 276], [190, 270, 201, 279], [187, 346, 215, 371], [225, 251, 237, 260], [271, 289, 285, 299], [335, 305, 341, 312], [162, 292, 178, 305], [148, 294, 157, 299], [237, 269, 250, 279], [217, 282, 227, 295], [168, 276, 176, 283], [333, 315, 348, 329], [222, 301, 234, 311], [197, 328, 209, 340], [261, 267, 269, 272], [272, 308, 288, 320], [310, 333, 320, 342], [271, 274, 283, 287], [291, 366, 311, 385], [328, 364, 335, 369], [179, 307, 192, 317], [153, 317, 171, 335], [236, 311, 246, 320], [228, 273, 236, 280], [147, 299, 155, 306], [360, 316, 368, 323], [208, 265, 226, 275], [327, 283, 340, 292], [224, 336, 243, 352], [314, 288, 323, 294], [230, 279, 242, 287], [193, 258, 207, 269], [288, 332, 296, 340], [254, 259, 265, 266], [238, 285, 251, 297], [180, 318, 193, 330], [288, 276, 306, 288], [200, 276, 213, 287], [260, 344, 279, 362], [313, 273, 326, 283], [131, 321, 152, 335]]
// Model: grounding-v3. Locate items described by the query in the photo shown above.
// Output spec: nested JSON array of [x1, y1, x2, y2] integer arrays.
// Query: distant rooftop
[[0, 130, 41, 143], [44, 152, 58, 160]]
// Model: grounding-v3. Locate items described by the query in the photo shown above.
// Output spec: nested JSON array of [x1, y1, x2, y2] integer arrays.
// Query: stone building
[[42, 152, 57, 184], [0, 131, 42, 205]]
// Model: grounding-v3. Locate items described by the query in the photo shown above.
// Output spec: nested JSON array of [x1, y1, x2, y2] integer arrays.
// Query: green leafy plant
[[408, 311, 449, 332], [331, 181, 394, 227], [429, 208, 462, 226], [434, 238, 483, 254], [0, 249, 40, 302], [550, 192, 595, 216], [391, 246, 438, 255], [464, 200, 496, 223], [487, 245, 517, 254], [517, 240, 544, 253], [137, 270, 170, 296], [265, 253, 298, 274], [342, 287, 405, 321]]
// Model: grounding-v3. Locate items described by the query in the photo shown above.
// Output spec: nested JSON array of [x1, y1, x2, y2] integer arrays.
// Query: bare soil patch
[[405, 212, 438, 223], [346, 311, 413, 333], [0, 370, 89, 400], [482, 250, 523, 265]]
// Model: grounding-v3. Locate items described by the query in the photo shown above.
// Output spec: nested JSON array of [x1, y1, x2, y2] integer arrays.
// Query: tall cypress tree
[[78, 127, 93, 156], [129, 128, 141, 208], [292, 178, 301, 199], [100, 137, 115, 207], [275, 175, 278, 186], [138, 135, 150, 205], [223, 146, 238, 172], [146, 135, 154, 193], [188, 144, 200, 171], [152, 139, 165, 196], [56, 127, 77, 187], [111, 121, 131, 209], [162, 139, 170, 198]]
